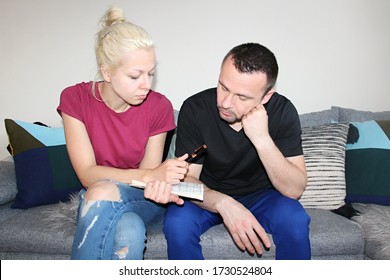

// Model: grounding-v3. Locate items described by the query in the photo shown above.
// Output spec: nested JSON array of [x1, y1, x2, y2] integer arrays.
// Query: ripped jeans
[[71, 180, 166, 260]]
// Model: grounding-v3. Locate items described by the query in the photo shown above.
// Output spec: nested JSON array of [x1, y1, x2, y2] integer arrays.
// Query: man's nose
[[222, 92, 234, 108]]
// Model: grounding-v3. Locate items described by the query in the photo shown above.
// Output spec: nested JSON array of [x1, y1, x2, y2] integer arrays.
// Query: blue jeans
[[71, 180, 166, 260], [163, 189, 311, 260]]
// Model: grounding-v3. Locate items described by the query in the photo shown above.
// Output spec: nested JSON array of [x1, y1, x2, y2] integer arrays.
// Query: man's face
[[216, 56, 269, 125]]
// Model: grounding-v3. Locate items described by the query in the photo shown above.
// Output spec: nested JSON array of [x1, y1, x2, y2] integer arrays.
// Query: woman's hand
[[144, 180, 184, 205], [151, 154, 189, 184]]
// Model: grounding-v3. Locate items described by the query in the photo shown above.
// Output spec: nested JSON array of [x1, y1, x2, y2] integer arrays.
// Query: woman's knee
[[117, 212, 146, 241], [114, 212, 146, 260], [85, 180, 120, 201]]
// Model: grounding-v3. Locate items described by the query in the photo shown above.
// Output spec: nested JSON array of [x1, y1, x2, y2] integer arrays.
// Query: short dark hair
[[223, 43, 279, 93]]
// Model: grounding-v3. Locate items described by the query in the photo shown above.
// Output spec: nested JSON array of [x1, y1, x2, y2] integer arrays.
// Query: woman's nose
[[141, 74, 152, 89]]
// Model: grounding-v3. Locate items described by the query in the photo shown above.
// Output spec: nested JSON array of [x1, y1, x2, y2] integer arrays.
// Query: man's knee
[[277, 206, 311, 241], [164, 205, 198, 242], [163, 207, 183, 236]]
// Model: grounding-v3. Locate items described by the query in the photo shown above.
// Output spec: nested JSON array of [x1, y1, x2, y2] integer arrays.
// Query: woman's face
[[103, 48, 156, 107]]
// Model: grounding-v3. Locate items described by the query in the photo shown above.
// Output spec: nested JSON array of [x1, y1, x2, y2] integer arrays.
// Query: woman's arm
[[62, 112, 188, 188]]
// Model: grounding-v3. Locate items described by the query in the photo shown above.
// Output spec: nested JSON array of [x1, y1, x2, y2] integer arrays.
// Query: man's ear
[[100, 65, 112, 83], [261, 90, 275, 104]]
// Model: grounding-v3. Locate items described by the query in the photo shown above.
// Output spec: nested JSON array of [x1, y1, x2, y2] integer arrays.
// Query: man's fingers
[[231, 233, 246, 251], [230, 225, 270, 255], [253, 224, 271, 250], [246, 230, 264, 254], [232, 230, 260, 255]]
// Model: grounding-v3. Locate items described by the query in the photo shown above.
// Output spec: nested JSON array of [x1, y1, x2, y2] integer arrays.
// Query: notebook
[[131, 180, 204, 201]]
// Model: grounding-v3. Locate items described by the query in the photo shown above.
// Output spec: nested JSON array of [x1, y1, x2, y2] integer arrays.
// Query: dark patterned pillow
[[299, 123, 350, 209], [4, 119, 83, 209], [345, 120, 390, 205]]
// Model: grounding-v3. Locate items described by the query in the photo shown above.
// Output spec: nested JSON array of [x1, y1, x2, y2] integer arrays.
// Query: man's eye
[[238, 95, 248, 101]]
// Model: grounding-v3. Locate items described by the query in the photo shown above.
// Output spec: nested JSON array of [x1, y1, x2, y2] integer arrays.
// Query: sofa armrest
[[0, 161, 17, 205]]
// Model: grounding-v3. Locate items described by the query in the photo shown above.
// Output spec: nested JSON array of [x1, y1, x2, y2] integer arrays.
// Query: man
[[163, 43, 311, 260]]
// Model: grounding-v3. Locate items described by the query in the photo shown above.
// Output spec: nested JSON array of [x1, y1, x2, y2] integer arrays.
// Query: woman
[[57, 7, 188, 260]]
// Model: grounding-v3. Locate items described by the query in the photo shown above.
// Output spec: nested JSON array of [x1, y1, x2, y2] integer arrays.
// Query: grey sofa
[[0, 106, 389, 260]]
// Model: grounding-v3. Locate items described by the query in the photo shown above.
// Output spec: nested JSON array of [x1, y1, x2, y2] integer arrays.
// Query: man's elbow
[[294, 177, 308, 200], [284, 177, 307, 200]]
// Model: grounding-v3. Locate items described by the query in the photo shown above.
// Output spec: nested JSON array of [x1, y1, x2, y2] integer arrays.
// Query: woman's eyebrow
[[130, 65, 156, 74]]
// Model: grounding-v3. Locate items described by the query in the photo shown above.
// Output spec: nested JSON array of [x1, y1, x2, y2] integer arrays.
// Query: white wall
[[1, 0, 389, 159]]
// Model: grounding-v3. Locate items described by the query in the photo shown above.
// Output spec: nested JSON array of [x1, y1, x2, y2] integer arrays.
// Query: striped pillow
[[299, 123, 350, 209]]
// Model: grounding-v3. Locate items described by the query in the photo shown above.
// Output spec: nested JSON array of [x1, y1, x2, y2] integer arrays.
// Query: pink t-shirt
[[57, 81, 175, 169]]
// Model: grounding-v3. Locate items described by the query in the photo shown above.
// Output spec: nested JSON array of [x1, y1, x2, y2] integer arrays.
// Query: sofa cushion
[[0, 203, 73, 256], [299, 123, 350, 210], [307, 208, 364, 259], [345, 120, 390, 205], [332, 106, 390, 122], [0, 161, 17, 205], [4, 119, 83, 209], [146, 207, 364, 259], [0, 198, 363, 260], [299, 108, 339, 128], [0, 202, 23, 224], [165, 109, 179, 160]]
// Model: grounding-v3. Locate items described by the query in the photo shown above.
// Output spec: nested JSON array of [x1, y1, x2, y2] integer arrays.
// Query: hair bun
[[103, 7, 126, 27]]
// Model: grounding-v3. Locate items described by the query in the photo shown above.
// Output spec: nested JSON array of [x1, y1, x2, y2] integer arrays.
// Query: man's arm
[[183, 163, 271, 255], [241, 104, 307, 199], [255, 144, 306, 199]]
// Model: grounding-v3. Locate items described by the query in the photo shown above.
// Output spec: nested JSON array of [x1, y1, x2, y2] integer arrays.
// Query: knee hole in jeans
[[85, 180, 120, 202]]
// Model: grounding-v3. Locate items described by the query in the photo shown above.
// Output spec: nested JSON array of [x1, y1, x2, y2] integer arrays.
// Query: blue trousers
[[71, 181, 165, 260], [163, 189, 311, 260]]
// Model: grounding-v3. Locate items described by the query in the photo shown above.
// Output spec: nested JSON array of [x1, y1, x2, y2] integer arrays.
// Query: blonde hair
[[95, 7, 154, 77]]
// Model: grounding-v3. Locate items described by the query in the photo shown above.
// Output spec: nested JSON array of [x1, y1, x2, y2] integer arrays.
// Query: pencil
[[185, 144, 207, 162]]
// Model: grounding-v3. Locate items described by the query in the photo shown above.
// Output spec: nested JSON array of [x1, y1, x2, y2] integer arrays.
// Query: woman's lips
[[136, 95, 147, 100]]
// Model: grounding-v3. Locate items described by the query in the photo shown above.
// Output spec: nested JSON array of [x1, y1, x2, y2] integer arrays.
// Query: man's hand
[[241, 104, 269, 147], [217, 196, 271, 254]]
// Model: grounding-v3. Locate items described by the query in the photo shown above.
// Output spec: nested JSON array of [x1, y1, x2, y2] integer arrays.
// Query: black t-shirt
[[175, 88, 303, 196]]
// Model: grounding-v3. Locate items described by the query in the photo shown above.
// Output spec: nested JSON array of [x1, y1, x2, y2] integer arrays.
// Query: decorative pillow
[[299, 123, 350, 210], [345, 120, 390, 205], [4, 119, 83, 209]]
